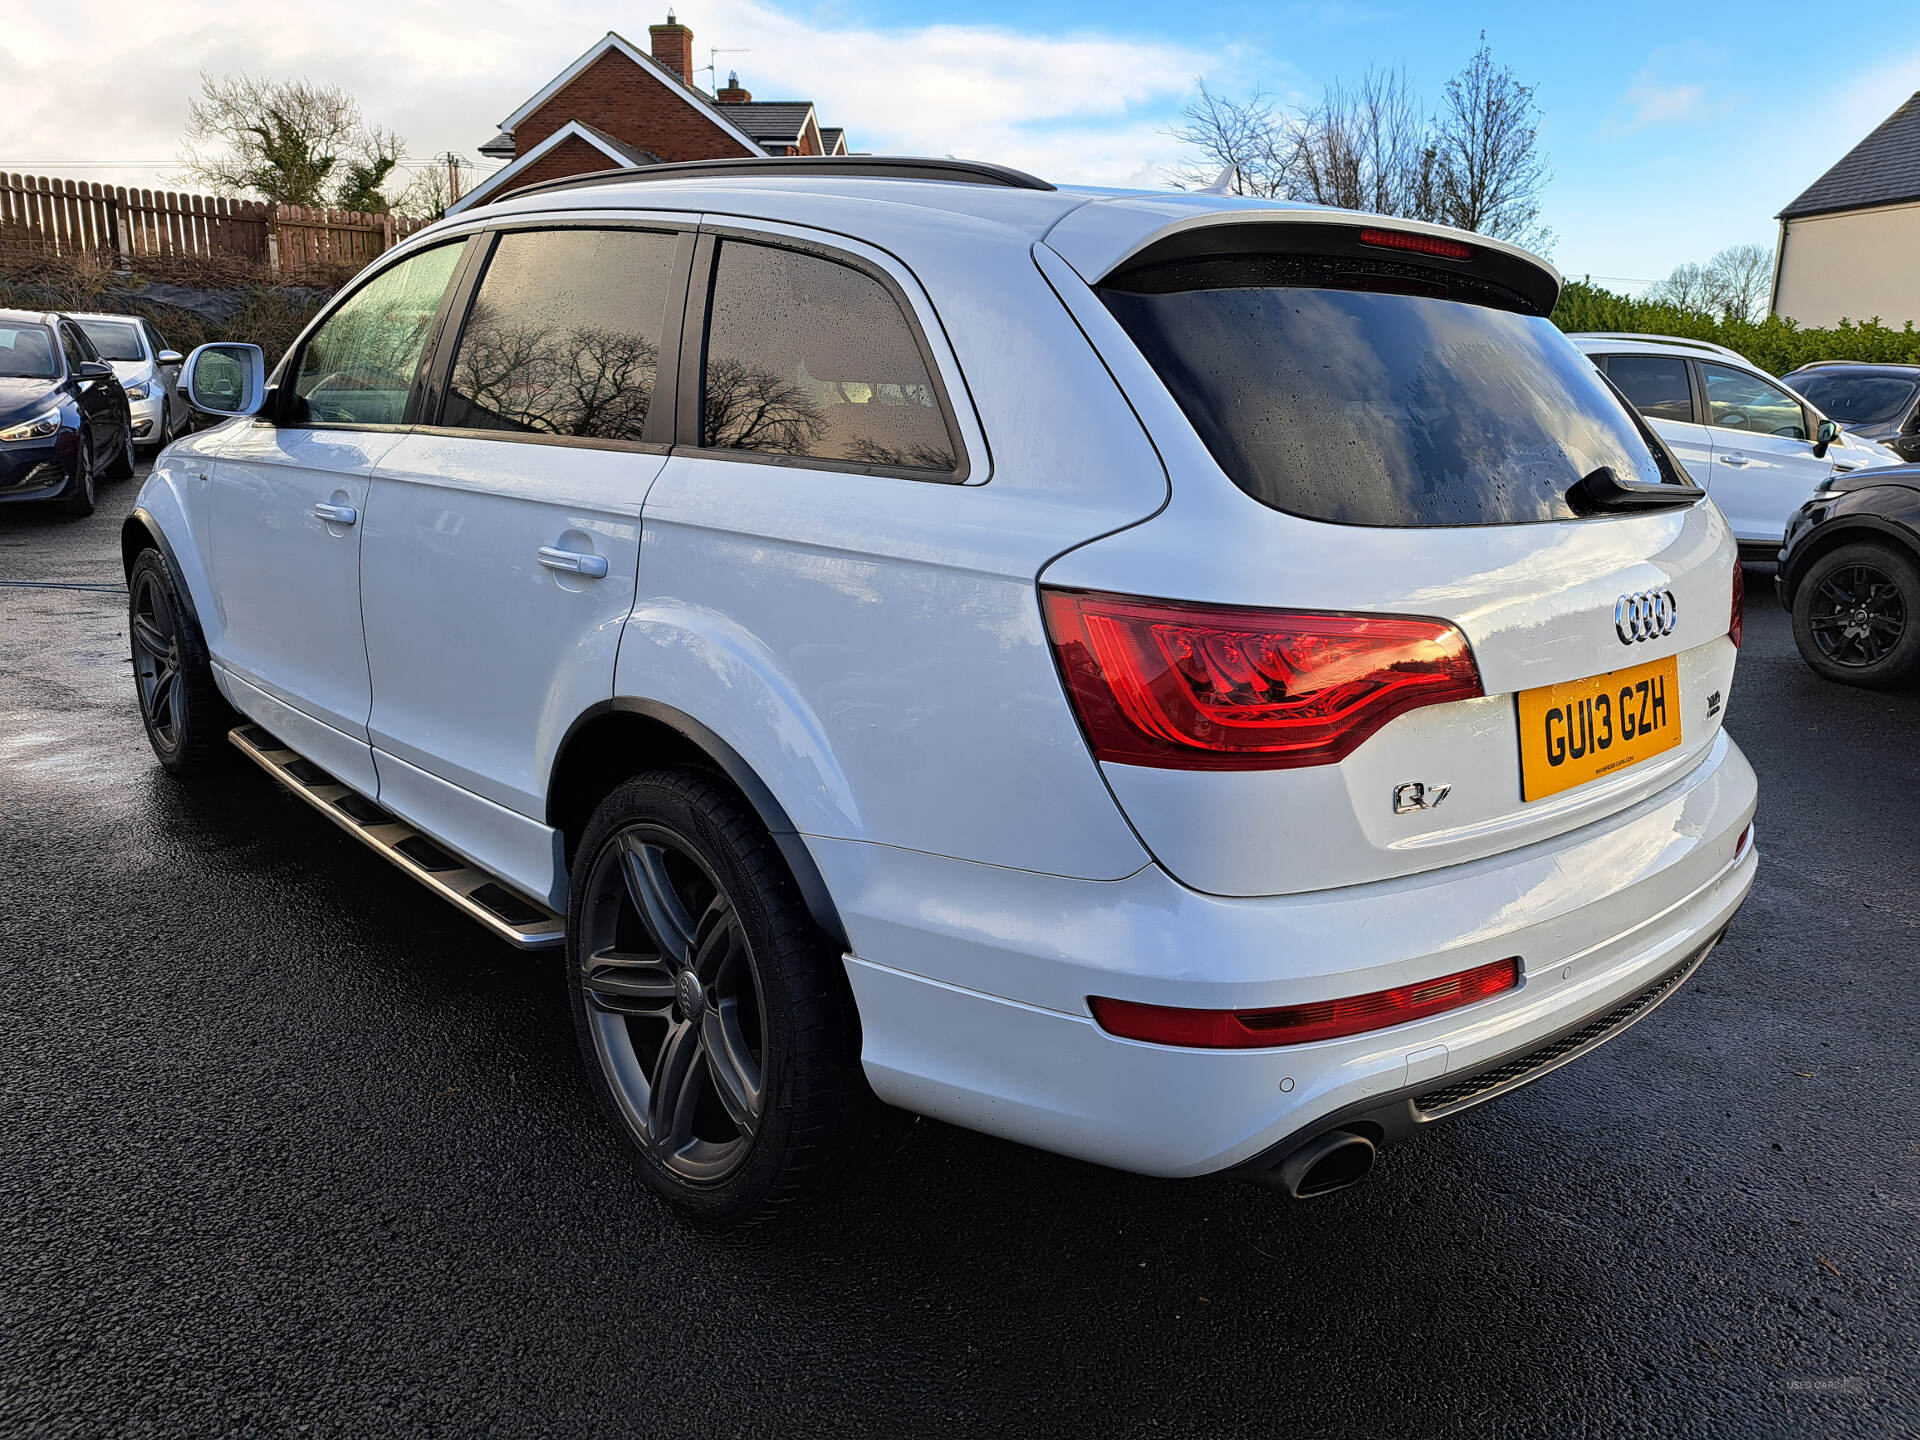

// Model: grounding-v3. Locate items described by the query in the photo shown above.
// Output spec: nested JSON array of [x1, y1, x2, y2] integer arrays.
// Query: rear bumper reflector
[[1090, 956, 1521, 1049]]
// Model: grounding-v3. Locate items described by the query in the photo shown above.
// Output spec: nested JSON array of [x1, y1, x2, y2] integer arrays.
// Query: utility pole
[[440, 152, 464, 204]]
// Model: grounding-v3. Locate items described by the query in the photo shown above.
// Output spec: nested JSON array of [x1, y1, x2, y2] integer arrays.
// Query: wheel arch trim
[[548, 697, 849, 949], [1780, 509, 1920, 607], [122, 505, 205, 631]]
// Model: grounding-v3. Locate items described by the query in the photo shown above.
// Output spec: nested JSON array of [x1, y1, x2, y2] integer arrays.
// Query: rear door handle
[[538, 546, 608, 579], [1717, 454, 1749, 468], [313, 502, 358, 525]]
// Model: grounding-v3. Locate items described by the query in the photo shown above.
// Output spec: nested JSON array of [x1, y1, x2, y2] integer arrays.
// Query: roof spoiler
[[1047, 200, 1562, 316]]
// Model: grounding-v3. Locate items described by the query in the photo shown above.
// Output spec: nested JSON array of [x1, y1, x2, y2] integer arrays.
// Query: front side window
[[1604, 355, 1694, 424], [442, 228, 678, 442], [700, 240, 956, 473], [75, 319, 143, 361], [58, 325, 86, 371], [1102, 254, 1677, 527], [1701, 363, 1806, 439], [0, 324, 58, 379], [289, 242, 463, 426]]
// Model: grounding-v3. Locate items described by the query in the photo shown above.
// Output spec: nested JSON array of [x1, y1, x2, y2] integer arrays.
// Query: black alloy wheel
[[131, 563, 186, 753], [58, 433, 95, 518], [578, 820, 770, 1185], [566, 769, 906, 1224], [126, 548, 233, 772], [1792, 541, 1920, 688]]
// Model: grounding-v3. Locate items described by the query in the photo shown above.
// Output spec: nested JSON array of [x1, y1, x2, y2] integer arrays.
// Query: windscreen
[[0, 323, 58, 379], [1788, 372, 1917, 427], [1102, 254, 1679, 527], [74, 319, 142, 362]]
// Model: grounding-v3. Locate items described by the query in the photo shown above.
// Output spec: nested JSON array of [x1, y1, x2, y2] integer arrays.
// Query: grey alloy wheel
[[577, 822, 768, 1185]]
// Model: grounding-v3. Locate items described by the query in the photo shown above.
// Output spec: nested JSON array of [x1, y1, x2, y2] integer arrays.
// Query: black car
[[0, 308, 136, 518], [1780, 362, 1920, 464], [1777, 463, 1920, 687]]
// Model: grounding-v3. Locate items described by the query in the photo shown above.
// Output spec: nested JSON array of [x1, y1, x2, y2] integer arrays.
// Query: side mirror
[[156, 349, 185, 369], [1813, 418, 1841, 458], [75, 359, 114, 382], [182, 343, 266, 417]]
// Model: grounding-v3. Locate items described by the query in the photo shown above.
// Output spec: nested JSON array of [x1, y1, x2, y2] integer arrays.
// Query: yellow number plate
[[1516, 655, 1681, 802]]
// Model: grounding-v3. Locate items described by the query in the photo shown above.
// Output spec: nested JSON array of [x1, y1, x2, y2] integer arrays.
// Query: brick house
[[450, 11, 851, 215]]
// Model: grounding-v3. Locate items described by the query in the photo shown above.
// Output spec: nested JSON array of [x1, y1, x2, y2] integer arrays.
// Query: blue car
[[0, 308, 136, 518]]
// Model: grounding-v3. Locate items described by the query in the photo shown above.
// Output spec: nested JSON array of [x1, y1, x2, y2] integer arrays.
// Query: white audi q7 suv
[[125, 158, 1757, 1223]]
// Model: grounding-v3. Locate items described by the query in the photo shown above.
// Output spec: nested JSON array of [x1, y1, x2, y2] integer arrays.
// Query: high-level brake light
[[1357, 227, 1476, 261], [1042, 590, 1484, 771]]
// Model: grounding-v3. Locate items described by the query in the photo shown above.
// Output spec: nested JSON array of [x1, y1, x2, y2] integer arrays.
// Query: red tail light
[[1357, 226, 1476, 261], [1041, 589, 1484, 770], [1091, 957, 1521, 1049], [1729, 563, 1745, 648]]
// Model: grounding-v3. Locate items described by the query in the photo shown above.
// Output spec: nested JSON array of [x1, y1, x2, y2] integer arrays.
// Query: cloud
[[1616, 77, 1705, 130], [0, 0, 1215, 192]]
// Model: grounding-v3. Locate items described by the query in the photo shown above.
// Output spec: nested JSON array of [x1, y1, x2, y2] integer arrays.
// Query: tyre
[[57, 434, 95, 518], [128, 547, 236, 773], [566, 768, 903, 1225], [1791, 540, 1920, 688], [103, 416, 137, 479]]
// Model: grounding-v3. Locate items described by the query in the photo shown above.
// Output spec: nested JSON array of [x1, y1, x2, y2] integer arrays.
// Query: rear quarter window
[[1102, 254, 1679, 527]]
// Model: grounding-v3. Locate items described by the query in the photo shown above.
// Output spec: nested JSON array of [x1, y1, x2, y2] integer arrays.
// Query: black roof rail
[[495, 155, 1056, 206]]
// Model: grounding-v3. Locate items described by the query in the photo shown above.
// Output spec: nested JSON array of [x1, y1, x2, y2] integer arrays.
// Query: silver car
[[67, 312, 185, 455]]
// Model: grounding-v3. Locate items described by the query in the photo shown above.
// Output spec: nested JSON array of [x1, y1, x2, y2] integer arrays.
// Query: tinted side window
[[58, 325, 86, 369], [1605, 355, 1694, 424], [442, 228, 678, 442], [290, 242, 463, 427], [701, 240, 956, 473], [1702, 363, 1806, 440]]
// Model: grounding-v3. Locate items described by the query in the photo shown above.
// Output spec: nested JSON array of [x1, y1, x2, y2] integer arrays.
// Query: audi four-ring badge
[[124, 166, 1756, 1221], [1616, 589, 1680, 644]]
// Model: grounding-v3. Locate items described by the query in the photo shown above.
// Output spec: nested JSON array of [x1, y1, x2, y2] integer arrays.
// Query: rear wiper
[[1571, 465, 1705, 513]]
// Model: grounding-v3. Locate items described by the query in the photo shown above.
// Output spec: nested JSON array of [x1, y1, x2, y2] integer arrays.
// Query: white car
[[1571, 333, 1901, 553], [67, 312, 185, 454], [125, 159, 1757, 1223]]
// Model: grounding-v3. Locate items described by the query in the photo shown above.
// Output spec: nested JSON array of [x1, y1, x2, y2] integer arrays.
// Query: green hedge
[[1550, 279, 1920, 377]]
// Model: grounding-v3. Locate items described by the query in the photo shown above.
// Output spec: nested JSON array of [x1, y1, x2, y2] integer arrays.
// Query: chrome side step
[[228, 724, 565, 950]]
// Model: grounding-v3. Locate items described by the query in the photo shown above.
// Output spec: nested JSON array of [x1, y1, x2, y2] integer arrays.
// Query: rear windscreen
[[1102, 254, 1680, 527]]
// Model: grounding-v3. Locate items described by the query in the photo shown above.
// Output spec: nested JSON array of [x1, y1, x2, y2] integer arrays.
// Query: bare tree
[[179, 72, 406, 210], [1646, 245, 1776, 319], [1703, 243, 1775, 322], [1172, 37, 1551, 250], [1168, 82, 1287, 197], [1283, 68, 1436, 219], [396, 164, 453, 221], [1430, 35, 1552, 249], [1645, 262, 1715, 312]]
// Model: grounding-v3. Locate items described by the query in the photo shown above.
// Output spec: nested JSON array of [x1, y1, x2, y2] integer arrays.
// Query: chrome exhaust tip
[[1260, 1129, 1377, 1199]]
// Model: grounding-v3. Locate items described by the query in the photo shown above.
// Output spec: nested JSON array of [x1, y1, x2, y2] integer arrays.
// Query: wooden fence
[[0, 173, 429, 275]]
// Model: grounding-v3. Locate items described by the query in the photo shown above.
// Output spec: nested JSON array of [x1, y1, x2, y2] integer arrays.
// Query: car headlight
[[0, 408, 62, 442], [124, 380, 152, 401]]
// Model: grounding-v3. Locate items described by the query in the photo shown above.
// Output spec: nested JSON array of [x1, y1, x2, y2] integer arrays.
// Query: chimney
[[649, 10, 694, 82], [716, 70, 751, 103]]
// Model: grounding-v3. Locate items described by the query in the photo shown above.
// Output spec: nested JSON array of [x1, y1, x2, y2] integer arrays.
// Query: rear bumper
[[827, 729, 1757, 1177]]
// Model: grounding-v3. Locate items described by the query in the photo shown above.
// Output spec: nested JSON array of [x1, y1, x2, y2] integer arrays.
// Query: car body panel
[[203, 421, 404, 794]]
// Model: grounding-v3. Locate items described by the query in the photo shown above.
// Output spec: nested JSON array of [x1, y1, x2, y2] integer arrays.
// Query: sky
[[7, 0, 1920, 291]]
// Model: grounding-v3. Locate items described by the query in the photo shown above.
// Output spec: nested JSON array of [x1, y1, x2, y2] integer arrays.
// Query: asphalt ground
[[2, 468, 1915, 1439]]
